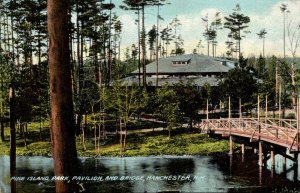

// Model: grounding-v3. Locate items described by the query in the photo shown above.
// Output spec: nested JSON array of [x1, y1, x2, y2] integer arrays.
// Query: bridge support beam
[[259, 141, 263, 167], [241, 144, 245, 154], [282, 156, 286, 171], [294, 153, 298, 166], [259, 167, 262, 186], [271, 150, 275, 168], [229, 136, 234, 155], [253, 147, 257, 154]]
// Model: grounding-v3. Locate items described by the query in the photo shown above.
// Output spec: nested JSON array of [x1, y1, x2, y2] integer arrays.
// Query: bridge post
[[271, 167, 274, 179], [229, 154, 233, 176], [294, 153, 298, 182], [271, 149, 275, 168], [282, 156, 286, 171], [259, 167, 263, 186], [259, 141, 263, 167], [294, 163, 298, 182], [241, 144, 245, 154], [294, 153, 298, 166], [229, 135, 234, 155]]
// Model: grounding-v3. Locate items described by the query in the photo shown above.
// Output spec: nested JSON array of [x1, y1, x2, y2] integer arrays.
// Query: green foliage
[[0, 122, 229, 157], [1, 0, 48, 122], [99, 131, 229, 157], [256, 55, 267, 79], [14, 61, 49, 122], [254, 55, 277, 106], [0, 121, 51, 156], [0, 54, 13, 119], [154, 84, 180, 136], [173, 81, 201, 128], [200, 83, 211, 99], [74, 60, 101, 115], [160, 26, 173, 57], [219, 57, 258, 109], [105, 81, 148, 124]]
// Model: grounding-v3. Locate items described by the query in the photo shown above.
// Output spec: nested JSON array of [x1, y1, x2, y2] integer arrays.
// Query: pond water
[[0, 152, 299, 193]]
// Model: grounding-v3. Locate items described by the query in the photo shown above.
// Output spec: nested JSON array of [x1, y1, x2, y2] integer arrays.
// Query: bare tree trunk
[[9, 85, 16, 193], [137, 9, 141, 87], [156, 4, 159, 87], [21, 124, 27, 149], [94, 119, 97, 151], [97, 123, 100, 152], [0, 20, 4, 142], [25, 122, 28, 135], [103, 114, 106, 139], [119, 119, 123, 157], [81, 125, 86, 151], [123, 123, 127, 153], [81, 117, 87, 151], [48, 0, 79, 192], [141, 5, 146, 89], [0, 118, 4, 142]]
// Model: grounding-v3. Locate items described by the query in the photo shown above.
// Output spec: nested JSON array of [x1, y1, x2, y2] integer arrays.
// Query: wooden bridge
[[199, 117, 300, 167], [200, 118, 300, 152]]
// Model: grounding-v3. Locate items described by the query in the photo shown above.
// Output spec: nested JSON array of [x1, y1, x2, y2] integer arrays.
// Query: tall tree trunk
[[11, 4, 15, 64], [238, 30, 241, 59], [9, 85, 16, 193], [108, 0, 112, 84], [155, 4, 159, 87], [75, 0, 82, 135], [6, 16, 10, 51], [82, 115, 87, 151], [48, 0, 79, 192], [0, 45, 4, 142], [123, 122, 127, 153], [137, 8, 141, 87], [141, 5, 146, 89], [0, 118, 4, 142], [119, 118, 123, 156]]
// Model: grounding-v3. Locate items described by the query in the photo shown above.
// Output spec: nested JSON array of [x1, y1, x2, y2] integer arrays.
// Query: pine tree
[[121, 0, 158, 89], [160, 26, 173, 57], [224, 4, 250, 59], [48, 0, 79, 191], [148, 25, 157, 61]]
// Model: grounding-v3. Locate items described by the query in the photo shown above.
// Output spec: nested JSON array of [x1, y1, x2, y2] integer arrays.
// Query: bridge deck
[[200, 118, 300, 152]]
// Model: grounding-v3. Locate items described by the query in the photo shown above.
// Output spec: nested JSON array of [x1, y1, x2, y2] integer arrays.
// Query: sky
[[111, 0, 300, 59]]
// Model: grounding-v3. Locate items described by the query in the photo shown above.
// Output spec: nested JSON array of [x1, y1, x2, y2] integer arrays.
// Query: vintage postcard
[[0, 0, 300, 192]]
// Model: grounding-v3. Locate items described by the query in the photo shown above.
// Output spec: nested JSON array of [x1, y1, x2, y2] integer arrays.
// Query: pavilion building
[[123, 54, 236, 88]]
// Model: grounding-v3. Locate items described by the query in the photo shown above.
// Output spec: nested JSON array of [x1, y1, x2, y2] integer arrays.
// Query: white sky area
[[111, 0, 300, 59]]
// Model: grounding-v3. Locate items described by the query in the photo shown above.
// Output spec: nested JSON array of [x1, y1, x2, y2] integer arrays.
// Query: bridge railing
[[200, 118, 299, 151]]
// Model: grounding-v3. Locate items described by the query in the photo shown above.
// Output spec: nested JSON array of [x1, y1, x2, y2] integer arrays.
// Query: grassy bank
[[0, 123, 229, 157]]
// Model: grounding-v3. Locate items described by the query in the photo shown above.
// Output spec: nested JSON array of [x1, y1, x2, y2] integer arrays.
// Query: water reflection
[[211, 151, 300, 192], [0, 154, 299, 193]]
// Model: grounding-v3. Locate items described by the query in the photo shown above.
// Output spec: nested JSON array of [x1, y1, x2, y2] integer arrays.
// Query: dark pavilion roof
[[122, 54, 236, 87], [132, 54, 236, 75]]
